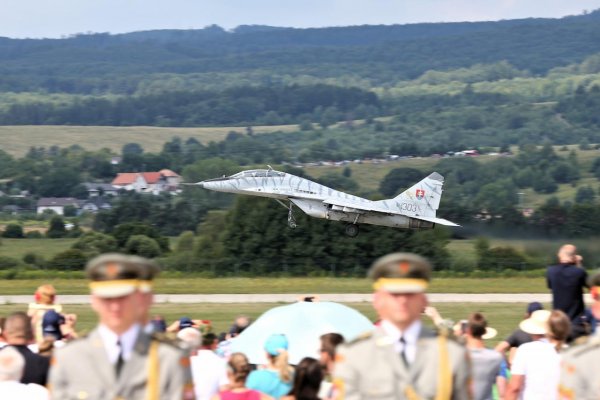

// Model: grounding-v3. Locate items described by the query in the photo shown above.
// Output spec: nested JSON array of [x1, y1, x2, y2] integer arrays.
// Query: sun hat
[[482, 327, 498, 340], [264, 334, 288, 356], [519, 309, 551, 335], [453, 320, 498, 339]]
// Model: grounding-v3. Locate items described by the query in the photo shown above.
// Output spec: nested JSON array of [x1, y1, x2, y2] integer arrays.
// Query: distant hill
[[1, 10, 600, 94]]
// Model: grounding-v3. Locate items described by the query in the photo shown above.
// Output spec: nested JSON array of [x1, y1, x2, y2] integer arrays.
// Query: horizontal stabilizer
[[413, 215, 460, 227]]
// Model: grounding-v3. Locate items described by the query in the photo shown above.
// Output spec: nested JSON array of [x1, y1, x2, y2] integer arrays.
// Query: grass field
[[0, 238, 76, 260], [0, 125, 299, 157], [0, 302, 530, 345], [0, 277, 548, 295]]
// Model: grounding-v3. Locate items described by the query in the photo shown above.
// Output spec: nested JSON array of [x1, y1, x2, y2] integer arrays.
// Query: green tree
[[125, 235, 162, 258], [176, 231, 195, 253], [122, 143, 144, 155], [63, 205, 78, 217], [575, 186, 596, 204], [46, 216, 67, 238], [112, 223, 169, 252]]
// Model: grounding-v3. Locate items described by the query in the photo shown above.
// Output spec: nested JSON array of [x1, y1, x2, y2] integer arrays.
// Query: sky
[[1, 0, 600, 39]]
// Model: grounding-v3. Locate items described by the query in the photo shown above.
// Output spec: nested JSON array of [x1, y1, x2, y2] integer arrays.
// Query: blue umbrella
[[230, 301, 374, 365]]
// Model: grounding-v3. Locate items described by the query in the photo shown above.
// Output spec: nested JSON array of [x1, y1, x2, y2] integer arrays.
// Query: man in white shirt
[[189, 332, 229, 400], [0, 346, 48, 400], [49, 253, 195, 400], [334, 252, 471, 400]]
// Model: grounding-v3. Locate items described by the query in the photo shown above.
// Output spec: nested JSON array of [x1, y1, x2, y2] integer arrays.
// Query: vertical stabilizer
[[374, 172, 445, 218]]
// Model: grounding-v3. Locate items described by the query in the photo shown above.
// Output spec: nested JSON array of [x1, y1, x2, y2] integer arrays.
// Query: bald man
[[547, 244, 589, 340]]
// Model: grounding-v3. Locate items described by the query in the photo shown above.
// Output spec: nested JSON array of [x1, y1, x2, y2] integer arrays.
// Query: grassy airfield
[[0, 277, 548, 295]]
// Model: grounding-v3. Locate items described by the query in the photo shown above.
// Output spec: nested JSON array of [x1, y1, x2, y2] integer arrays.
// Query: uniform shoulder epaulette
[[348, 330, 373, 344]]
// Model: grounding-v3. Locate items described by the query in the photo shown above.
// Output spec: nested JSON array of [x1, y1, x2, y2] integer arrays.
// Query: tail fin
[[375, 172, 445, 218]]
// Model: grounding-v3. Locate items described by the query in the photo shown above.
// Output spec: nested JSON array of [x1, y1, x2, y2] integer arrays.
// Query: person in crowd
[[281, 357, 323, 400], [192, 332, 229, 400], [546, 244, 588, 340], [559, 271, 600, 398], [150, 315, 167, 333], [228, 315, 251, 339], [0, 346, 48, 400], [317, 333, 344, 400], [177, 327, 202, 353], [506, 309, 571, 400], [334, 252, 471, 399], [41, 309, 78, 349], [27, 284, 62, 344], [495, 302, 543, 365], [247, 334, 293, 399], [464, 312, 504, 400], [49, 253, 195, 400], [1, 311, 49, 386], [212, 352, 273, 400]]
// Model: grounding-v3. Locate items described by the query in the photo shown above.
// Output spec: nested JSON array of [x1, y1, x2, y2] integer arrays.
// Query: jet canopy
[[230, 169, 285, 178]]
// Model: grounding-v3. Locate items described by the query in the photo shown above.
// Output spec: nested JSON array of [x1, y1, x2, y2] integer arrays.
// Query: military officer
[[49, 253, 195, 400], [334, 253, 471, 400], [558, 271, 600, 400]]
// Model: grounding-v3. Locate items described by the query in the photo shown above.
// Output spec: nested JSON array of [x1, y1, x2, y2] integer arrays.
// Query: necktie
[[400, 336, 409, 367], [115, 340, 124, 378]]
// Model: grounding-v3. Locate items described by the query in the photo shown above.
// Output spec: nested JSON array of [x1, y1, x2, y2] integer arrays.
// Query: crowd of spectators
[[0, 244, 598, 399]]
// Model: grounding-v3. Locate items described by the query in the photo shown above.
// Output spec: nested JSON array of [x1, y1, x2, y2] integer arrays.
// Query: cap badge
[[398, 262, 410, 274], [105, 263, 120, 279]]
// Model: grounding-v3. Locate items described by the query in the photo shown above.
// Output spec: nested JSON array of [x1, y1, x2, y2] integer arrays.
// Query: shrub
[[72, 231, 118, 257], [48, 249, 88, 271], [2, 223, 24, 238]]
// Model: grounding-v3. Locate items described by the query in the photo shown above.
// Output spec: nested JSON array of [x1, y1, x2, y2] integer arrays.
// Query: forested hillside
[[1, 10, 600, 95]]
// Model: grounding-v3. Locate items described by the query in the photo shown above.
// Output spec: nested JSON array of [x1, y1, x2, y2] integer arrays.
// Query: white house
[[37, 197, 80, 215]]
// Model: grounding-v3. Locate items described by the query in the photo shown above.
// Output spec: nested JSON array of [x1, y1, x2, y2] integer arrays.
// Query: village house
[[36, 197, 80, 215], [111, 169, 181, 194]]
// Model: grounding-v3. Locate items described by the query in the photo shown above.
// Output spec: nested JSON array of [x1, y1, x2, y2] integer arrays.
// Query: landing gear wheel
[[345, 224, 359, 237]]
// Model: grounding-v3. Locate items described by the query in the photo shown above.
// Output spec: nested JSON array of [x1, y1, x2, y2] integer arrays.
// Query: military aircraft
[[192, 167, 458, 237]]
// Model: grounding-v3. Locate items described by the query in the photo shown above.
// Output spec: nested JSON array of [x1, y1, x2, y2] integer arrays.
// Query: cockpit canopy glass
[[230, 169, 285, 178]]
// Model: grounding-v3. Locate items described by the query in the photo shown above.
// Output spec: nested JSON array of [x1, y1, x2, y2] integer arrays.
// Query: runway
[[0, 293, 578, 305]]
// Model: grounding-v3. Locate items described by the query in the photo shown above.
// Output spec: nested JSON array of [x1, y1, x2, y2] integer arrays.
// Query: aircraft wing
[[411, 215, 460, 227], [322, 198, 375, 214]]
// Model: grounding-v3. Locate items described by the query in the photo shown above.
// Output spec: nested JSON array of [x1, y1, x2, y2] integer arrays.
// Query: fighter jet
[[192, 167, 458, 237]]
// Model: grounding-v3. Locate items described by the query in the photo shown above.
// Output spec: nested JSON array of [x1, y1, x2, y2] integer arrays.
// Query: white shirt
[[0, 380, 48, 400], [98, 323, 141, 364], [511, 339, 560, 400], [190, 349, 229, 400], [380, 319, 422, 364]]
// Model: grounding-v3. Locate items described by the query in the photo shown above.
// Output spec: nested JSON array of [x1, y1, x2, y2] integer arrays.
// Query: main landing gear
[[344, 224, 359, 237]]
